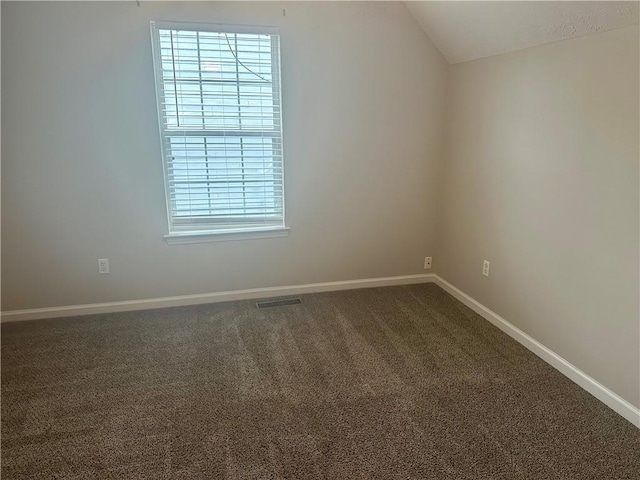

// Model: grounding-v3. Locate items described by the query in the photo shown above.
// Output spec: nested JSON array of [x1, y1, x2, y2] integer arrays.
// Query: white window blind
[[150, 22, 285, 235]]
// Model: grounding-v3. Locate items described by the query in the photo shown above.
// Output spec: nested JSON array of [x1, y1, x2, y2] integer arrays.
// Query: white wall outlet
[[424, 256, 432, 269], [482, 260, 490, 277], [98, 258, 110, 274]]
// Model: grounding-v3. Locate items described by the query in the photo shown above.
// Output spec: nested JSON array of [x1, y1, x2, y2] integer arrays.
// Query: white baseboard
[[3, 272, 637, 427], [433, 275, 640, 428], [0, 273, 436, 323]]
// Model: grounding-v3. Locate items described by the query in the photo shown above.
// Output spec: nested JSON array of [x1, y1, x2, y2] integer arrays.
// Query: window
[[150, 22, 287, 242]]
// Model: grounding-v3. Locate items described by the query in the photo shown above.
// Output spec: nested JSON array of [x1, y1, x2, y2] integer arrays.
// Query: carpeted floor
[[2, 283, 639, 479]]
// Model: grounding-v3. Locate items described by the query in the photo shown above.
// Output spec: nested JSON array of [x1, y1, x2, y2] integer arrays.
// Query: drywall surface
[[438, 26, 640, 407], [407, 1, 639, 64], [1, 1, 447, 310]]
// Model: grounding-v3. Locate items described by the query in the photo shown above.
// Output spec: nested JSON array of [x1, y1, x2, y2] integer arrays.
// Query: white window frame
[[150, 21, 289, 244]]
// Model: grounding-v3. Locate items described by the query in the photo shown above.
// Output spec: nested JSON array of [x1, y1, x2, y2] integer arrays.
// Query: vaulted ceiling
[[406, 1, 639, 64]]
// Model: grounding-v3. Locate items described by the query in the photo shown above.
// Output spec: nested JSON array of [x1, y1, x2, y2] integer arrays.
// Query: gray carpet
[[2, 284, 639, 479]]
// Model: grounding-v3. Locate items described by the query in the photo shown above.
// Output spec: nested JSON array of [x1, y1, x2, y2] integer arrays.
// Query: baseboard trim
[[3, 272, 637, 427], [433, 275, 640, 428], [0, 273, 436, 323]]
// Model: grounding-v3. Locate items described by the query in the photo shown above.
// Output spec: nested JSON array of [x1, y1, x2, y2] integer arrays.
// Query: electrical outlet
[[482, 260, 490, 277], [424, 256, 432, 269], [98, 258, 110, 275]]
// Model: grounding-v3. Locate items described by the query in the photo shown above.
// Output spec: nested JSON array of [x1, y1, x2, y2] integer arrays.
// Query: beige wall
[[1, 1, 448, 310], [3, 1, 638, 412], [437, 26, 639, 407]]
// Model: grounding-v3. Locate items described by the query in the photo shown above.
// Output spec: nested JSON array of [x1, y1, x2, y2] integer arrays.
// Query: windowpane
[[152, 23, 284, 232], [166, 136, 282, 218]]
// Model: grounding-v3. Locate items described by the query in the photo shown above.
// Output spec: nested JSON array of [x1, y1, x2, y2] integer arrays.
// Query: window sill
[[164, 227, 290, 245]]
